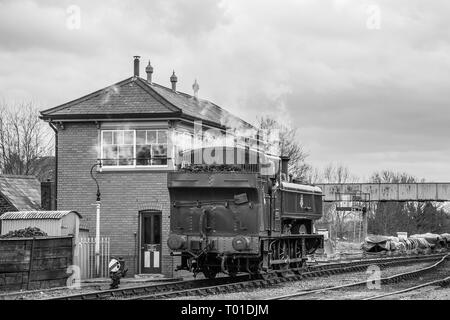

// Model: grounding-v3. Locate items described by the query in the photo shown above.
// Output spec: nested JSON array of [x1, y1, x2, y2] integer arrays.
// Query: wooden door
[[140, 211, 162, 273]]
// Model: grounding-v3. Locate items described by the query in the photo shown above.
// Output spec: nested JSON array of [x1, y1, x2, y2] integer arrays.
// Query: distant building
[[0, 175, 42, 230], [0, 175, 41, 214], [40, 56, 257, 276]]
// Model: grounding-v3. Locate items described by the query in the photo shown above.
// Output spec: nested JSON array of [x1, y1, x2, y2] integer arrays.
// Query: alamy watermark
[[66, 265, 81, 289], [366, 265, 381, 289], [66, 5, 81, 30], [366, 4, 381, 30], [172, 120, 282, 176]]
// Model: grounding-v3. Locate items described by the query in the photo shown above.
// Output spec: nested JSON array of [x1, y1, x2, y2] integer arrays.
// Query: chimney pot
[[133, 56, 140, 77], [280, 156, 290, 181], [146, 60, 153, 83], [192, 79, 199, 99], [170, 70, 178, 91]]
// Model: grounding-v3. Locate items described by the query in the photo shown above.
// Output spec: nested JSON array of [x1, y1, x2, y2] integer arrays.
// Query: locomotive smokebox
[[280, 156, 290, 180]]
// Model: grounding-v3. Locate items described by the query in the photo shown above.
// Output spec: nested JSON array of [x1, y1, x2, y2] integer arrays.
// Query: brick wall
[[57, 122, 176, 277], [0, 195, 15, 215], [0, 195, 16, 233]]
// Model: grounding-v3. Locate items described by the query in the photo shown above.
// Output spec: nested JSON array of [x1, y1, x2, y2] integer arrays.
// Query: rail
[[268, 254, 449, 300]]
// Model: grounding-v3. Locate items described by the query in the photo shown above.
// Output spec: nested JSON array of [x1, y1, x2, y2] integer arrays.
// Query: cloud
[[0, 0, 449, 180]]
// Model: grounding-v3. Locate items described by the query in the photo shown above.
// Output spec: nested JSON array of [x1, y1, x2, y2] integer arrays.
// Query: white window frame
[[100, 129, 169, 169], [135, 129, 168, 167]]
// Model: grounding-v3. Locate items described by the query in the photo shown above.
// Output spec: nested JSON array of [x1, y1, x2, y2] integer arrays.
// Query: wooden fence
[[75, 237, 110, 279], [0, 236, 73, 291]]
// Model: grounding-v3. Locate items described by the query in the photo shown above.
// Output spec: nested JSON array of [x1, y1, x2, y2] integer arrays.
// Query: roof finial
[[170, 70, 178, 91], [145, 60, 153, 84], [192, 79, 199, 99]]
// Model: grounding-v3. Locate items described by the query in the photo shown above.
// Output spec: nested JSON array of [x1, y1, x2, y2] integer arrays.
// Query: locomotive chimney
[[280, 156, 290, 181]]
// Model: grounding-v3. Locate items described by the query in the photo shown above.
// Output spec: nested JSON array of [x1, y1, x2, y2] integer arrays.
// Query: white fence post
[[77, 237, 110, 279]]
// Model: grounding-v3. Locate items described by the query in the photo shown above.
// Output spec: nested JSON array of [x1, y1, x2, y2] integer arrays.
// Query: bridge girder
[[316, 183, 450, 202]]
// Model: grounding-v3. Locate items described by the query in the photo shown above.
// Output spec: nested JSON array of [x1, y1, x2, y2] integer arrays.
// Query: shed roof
[[0, 175, 41, 211], [0, 211, 81, 220]]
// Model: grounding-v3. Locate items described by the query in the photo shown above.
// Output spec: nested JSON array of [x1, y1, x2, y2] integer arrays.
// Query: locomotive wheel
[[202, 267, 217, 279], [279, 241, 290, 271], [256, 261, 264, 274], [227, 265, 238, 277], [279, 262, 290, 272]]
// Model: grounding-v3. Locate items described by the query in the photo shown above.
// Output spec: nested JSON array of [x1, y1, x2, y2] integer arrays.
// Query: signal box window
[[101, 129, 168, 168]]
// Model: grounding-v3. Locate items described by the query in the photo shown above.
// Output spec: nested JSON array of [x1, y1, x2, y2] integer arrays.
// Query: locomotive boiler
[[167, 155, 324, 278]]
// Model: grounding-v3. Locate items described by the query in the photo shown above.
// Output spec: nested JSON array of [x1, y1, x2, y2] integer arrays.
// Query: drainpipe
[[49, 122, 58, 209]]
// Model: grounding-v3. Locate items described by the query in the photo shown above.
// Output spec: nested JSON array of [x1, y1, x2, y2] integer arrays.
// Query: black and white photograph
[[0, 0, 450, 313]]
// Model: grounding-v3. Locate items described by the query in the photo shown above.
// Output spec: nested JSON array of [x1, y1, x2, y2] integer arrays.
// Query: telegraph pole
[[362, 206, 368, 241]]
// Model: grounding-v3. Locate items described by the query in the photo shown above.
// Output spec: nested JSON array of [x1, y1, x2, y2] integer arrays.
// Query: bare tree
[[370, 170, 422, 184], [368, 170, 448, 235], [319, 163, 359, 240], [0, 101, 53, 179], [322, 163, 358, 184], [303, 165, 320, 184], [257, 116, 310, 180]]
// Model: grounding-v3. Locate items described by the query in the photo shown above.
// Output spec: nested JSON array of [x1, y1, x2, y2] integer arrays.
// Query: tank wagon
[[167, 155, 324, 278]]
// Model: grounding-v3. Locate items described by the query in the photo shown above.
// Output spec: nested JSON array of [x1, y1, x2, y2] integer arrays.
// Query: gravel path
[[385, 286, 450, 300], [0, 285, 105, 300], [312, 262, 450, 300], [0, 279, 178, 300]]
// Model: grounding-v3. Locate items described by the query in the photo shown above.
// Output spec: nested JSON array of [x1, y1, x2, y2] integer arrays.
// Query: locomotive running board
[[168, 172, 258, 188], [269, 257, 305, 265], [260, 234, 324, 239]]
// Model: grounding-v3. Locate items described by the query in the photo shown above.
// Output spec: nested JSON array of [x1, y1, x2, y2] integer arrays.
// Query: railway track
[[127, 253, 446, 300], [267, 254, 449, 300], [41, 275, 252, 300], [364, 275, 450, 300], [21, 253, 444, 300]]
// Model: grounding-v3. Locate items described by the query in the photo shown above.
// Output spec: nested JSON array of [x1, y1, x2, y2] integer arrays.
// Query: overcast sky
[[0, 0, 449, 181]]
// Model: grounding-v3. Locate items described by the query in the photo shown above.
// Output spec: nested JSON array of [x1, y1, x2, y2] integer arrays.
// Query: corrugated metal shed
[[0, 175, 41, 211], [0, 210, 82, 238], [0, 210, 81, 220]]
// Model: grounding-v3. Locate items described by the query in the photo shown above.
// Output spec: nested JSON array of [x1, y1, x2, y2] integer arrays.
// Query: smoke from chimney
[[133, 56, 140, 77]]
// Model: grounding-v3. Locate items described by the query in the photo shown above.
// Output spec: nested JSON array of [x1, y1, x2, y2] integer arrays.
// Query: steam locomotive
[[167, 149, 324, 278]]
